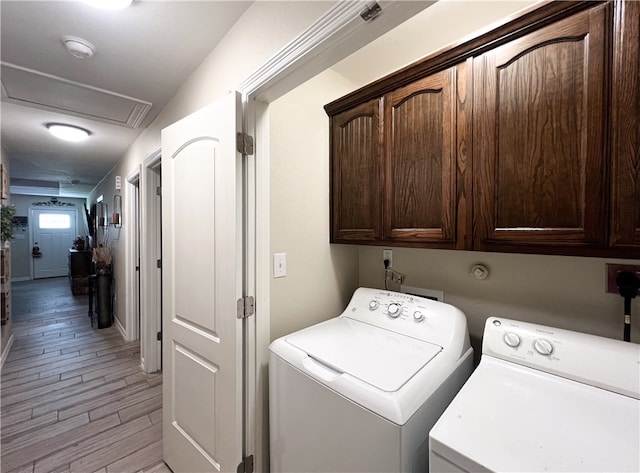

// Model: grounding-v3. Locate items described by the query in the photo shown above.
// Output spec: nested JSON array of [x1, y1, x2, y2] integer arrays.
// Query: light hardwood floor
[[1, 277, 170, 473]]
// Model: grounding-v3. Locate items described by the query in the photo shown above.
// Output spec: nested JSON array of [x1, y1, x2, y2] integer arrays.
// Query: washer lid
[[430, 357, 640, 472], [286, 317, 442, 392]]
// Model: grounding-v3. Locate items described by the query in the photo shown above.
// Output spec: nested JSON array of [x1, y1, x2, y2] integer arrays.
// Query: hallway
[[1, 277, 168, 473]]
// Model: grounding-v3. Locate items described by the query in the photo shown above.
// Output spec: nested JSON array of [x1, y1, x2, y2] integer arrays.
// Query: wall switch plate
[[273, 253, 287, 278], [606, 263, 640, 295]]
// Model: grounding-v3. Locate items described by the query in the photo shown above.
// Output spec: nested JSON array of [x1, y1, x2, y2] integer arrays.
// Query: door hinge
[[156, 259, 162, 269], [237, 455, 254, 473], [156, 331, 162, 341], [236, 296, 255, 319], [236, 132, 254, 156], [156, 186, 161, 196]]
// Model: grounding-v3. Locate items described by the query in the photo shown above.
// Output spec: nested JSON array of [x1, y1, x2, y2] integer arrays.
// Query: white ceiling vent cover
[[0, 62, 151, 129]]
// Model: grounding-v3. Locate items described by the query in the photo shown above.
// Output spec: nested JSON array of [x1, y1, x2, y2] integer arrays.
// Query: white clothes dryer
[[429, 317, 640, 472], [269, 287, 473, 473]]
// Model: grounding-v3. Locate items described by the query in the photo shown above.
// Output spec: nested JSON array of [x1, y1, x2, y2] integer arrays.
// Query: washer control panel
[[483, 317, 640, 399], [342, 287, 469, 346], [363, 291, 432, 324]]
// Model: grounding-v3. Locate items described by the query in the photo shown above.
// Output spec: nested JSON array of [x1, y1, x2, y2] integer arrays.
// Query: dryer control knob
[[534, 338, 554, 356], [369, 300, 379, 311], [503, 332, 521, 347], [388, 303, 401, 318], [413, 311, 425, 322]]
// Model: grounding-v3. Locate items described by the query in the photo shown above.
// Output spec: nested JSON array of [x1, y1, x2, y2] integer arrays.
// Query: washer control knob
[[388, 303, 401, 318], [413, 311, 425, 322], [503, 332, 521, 348], [534, 338, 554, 356], [369, 300, 379, 311]]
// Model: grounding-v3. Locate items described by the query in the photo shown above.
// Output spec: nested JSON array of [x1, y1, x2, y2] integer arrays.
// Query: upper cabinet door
[[473, 4, 609, 253], [383, 67, 462, 246], [610, 0, 640, 249], [330, 98, 383, 242]]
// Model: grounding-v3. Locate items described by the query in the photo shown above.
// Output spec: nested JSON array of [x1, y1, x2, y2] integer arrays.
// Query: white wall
[[269, 69, 360, 341], [89, 1, 335, 332]]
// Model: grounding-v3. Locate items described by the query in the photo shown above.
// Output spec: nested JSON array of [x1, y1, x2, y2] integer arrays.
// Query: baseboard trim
[[1, 333, 15, 369], [11, 277, 31, 282], [114, 316, 127, 340]]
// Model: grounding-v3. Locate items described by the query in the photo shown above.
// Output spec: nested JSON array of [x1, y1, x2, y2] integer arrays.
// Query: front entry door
[[161, 92, 243, 473], [31, 208, 77, 279]]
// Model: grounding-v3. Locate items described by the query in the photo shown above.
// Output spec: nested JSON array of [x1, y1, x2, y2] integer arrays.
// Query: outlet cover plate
[[606, 263, 640, 295]]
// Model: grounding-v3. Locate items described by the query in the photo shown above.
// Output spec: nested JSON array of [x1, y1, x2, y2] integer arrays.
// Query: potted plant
[[0, 204, 16, 243]]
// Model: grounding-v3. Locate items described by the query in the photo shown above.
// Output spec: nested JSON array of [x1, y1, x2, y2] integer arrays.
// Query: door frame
[[124, 167, 141, 342], [140, 150, 162, 373], [28, 207, 79, 280], [238, 3, 431, 470]]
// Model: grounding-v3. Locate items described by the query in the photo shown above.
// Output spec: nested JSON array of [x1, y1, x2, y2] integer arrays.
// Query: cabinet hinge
[[236, 296, 255, 319], [236, 132, 254, 156], [237, 455, 254, 473], [156, 331, 162, 341], [156, 259, 162, 269]]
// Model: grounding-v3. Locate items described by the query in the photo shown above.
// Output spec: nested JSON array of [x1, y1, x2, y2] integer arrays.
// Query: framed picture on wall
[[0, 164, 7, 200]]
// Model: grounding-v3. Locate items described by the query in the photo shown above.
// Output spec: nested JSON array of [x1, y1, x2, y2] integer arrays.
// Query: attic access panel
[[1, 62, 151, 128]]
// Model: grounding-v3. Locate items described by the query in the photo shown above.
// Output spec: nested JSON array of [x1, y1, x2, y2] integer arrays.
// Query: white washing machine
[[269, 287, 473, 473], [429, 317, 640, 472]]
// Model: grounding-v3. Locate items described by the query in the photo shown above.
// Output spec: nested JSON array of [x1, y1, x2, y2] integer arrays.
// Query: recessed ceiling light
[[81, 0, 133, 10], [46, 124, 91, 142], [62, 36, 95, 59]]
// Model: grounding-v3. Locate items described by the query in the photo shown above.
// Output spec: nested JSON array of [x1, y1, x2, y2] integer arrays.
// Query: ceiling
[[1, 0, 253, 198]]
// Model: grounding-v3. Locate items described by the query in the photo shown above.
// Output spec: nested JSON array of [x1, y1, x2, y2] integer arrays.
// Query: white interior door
[[161, 91, 243, 473], [31, 208, 77, 279]]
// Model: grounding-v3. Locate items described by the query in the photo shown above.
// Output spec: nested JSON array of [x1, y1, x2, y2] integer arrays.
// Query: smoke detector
[[62, 36, 95, 59]]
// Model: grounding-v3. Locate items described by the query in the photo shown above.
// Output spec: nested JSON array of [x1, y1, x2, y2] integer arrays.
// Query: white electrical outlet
[[383, 249, 393, 268]]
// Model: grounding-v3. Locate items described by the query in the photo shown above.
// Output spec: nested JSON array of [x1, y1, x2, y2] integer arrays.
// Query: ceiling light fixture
[[81, 0, 133, 10], [46, 124, 91, 142], [62, 36, 95, 59]]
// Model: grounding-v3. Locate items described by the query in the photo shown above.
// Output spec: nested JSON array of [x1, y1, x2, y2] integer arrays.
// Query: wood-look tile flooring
[[1, 277, 170, 473]]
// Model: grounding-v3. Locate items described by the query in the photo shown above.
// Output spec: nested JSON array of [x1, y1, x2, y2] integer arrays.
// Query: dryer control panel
[[483, 317, 640, 399], [341, 288, 470, 352]]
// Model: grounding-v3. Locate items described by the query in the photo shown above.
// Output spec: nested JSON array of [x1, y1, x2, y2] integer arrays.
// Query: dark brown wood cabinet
[[326, 0, 640, 259], [330, 65, 469, 248], [473, 4, 610, 254], [330, 98, 383, 242], [384, 67, 461, 246], [610, 0, 640, 250]]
